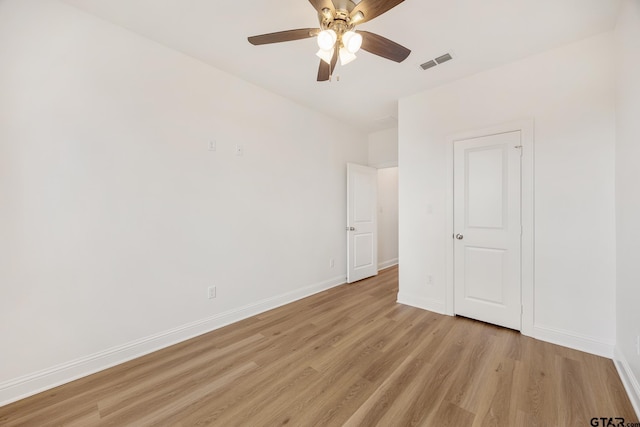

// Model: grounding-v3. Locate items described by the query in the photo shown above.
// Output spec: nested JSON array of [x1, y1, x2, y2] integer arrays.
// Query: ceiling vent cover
[[419, 60, 437, 70], [420, 52, 453, 71], [435, 53, 452, 64]]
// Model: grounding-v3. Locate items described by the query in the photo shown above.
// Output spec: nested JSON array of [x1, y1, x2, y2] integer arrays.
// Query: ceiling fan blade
[[308, 0, 335, 14], [359, 31, 411, 62], [351, 0, 404, 24], [248, 28, 320, 45], [317, 46, 338, 81]]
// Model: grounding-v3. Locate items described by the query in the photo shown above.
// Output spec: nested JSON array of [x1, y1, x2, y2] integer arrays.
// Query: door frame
[[445, 119, 535, 336]]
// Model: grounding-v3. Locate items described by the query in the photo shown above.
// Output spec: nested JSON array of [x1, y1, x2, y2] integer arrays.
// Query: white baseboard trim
[[0, 274, 347, 407], [530, 324, 614, 358], [392, 297, 615, 359], [378, 258, 398, 270], [396, 293, 447, 315], [614, 347, 640, 419]]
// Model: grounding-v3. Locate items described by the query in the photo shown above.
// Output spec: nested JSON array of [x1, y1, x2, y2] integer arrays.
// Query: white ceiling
[[61, 0, 621, 132]]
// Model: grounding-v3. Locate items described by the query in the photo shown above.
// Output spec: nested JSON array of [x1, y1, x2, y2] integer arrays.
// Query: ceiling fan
[[248, 0, 411, 81]]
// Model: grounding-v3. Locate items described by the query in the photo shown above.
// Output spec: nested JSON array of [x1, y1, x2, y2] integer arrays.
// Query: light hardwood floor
[[1, 266, 637, 426]]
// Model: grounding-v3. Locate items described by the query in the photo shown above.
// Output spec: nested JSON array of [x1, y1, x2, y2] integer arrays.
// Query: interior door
[[347, 163, 378, 283], [453, 131, 522, 330]]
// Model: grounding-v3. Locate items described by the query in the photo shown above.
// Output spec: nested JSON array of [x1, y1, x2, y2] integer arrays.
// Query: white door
[[347, 163, 378, 283], [454, 131, 522, 330]]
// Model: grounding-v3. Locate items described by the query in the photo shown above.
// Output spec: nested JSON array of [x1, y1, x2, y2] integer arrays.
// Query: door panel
[[347, 163, 378, 283], [454, 131, 521, 330], [354, 172, 374, 222], [467, 148, 505, 229], [354, 234, 374, 268], [464, 246, 506, 305]]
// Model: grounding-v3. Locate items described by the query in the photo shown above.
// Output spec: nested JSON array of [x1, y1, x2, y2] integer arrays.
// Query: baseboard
[[614, 347, 640, 419], [0, 274, 347, 407], [390, 298, 615, 359], [378, 258, 398, 270], [396, 293, 447, 315], [531, 324, 614, 358]]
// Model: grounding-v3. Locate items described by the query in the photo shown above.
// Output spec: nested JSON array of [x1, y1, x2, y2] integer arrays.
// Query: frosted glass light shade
[[351, 11, 365, 23], [339, 47, 357, 66], [317, 30, 337, 50], [342, 31, 362, 54], [316, 48, 334, 64]]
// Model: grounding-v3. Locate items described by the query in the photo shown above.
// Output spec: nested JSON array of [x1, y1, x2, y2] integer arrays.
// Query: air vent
[[419, 60, 437, 70], [420, 52, 453, 71], [435, 53, 452, 64]]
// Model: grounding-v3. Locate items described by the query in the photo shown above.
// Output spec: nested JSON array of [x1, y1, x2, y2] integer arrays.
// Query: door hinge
[[515, 145, 523, 157]]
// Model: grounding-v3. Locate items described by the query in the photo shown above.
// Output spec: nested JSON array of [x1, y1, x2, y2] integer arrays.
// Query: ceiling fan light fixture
[[342, 31, 362, 54], [339, 47, 357, 66], [247, 0, 411, 81], [317, 29, 337, 50], [316, 48, 334, 64]]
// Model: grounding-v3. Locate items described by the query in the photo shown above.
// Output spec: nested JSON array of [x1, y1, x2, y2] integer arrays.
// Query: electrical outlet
[[636, 335, 640, 356], [208, 286, 216, 299], [426, 275, 433, 285], [329, 258, 335, 268], [235, 144, 244, 156], [208, 140, 216, 151]]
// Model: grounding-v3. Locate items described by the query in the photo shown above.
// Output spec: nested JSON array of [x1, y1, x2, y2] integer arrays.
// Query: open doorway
[[377, 166, 398, 270], [368, 126, 399, 271]]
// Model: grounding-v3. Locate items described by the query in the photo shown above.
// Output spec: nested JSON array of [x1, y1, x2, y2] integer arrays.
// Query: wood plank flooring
[[1, 266, 637, 426]]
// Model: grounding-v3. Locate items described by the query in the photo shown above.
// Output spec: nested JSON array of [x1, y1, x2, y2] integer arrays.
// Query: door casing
[[453, 131, 522, 330], [445, 120, 535, 336]]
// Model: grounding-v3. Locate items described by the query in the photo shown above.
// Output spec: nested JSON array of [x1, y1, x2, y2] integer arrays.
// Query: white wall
[[377, 167, 398, 269], [614, 0, 640, 414], [398, 33, 617, 356], [368, 127, 398, 168], [0, 0, 368, 404]]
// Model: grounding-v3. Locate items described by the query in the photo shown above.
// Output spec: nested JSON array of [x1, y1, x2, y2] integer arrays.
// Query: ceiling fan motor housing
[[318, 0, 359, 33], [333, 0, 358, 14]]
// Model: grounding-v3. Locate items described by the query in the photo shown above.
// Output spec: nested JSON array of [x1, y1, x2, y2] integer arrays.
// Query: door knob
[[455, 234, 464, 240], [346, 226, 356, 231]]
